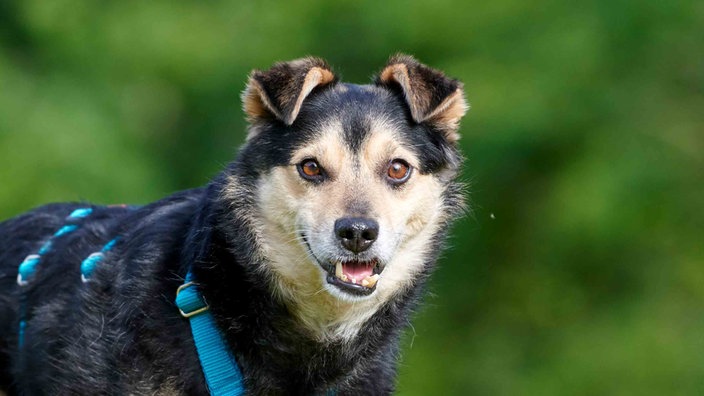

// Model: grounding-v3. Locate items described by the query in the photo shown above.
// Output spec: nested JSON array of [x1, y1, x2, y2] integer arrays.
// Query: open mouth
[[325, 259, 382, 296], [301, 233, 383, 297]]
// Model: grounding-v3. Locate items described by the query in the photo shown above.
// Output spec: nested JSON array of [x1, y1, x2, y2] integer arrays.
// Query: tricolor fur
[[0, 54, 468, 395]]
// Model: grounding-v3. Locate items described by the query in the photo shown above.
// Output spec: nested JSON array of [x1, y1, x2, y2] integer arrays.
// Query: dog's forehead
[[308, 83, 404, 112], [244, 82, 450, 174], [298, 83, 411, 153]]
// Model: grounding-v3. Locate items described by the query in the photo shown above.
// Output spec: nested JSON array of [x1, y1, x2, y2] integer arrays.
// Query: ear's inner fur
[[243, 58, 336, 126], [288, 67, 335, 124], [376, 54, 468, 142]]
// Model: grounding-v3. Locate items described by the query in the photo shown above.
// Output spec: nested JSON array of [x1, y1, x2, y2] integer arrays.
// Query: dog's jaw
[[301, 232, 385, 297], [263, 218, 444, 343]]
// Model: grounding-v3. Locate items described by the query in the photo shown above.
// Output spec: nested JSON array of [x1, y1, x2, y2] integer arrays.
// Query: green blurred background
[[1, 0, 702, 394]]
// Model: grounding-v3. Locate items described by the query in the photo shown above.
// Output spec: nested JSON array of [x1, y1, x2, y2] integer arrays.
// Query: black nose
[[334, 217, 379, 254]]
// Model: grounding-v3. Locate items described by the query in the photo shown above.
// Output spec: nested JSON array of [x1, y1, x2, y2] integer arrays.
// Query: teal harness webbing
[[176, 272, 245, 396], [175, 273, 338, 396], [16, 207, 94, 347], [16, 207, 336, 395], [80, 237, 119, 282]]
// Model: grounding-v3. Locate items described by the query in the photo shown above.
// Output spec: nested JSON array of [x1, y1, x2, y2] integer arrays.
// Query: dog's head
[[226, 55, 467, 337]]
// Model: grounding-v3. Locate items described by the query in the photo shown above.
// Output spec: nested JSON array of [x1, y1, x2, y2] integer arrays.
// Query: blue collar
[[176, 272, 245, 396]]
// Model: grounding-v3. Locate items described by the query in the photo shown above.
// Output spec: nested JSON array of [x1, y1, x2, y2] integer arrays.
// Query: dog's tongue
[[342, 261, 373, 281]]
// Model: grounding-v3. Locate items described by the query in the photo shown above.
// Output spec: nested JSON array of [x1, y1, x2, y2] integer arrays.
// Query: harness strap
[[80, 238, 119, 282], [16, 206, 335, 395], [17, 207, 93, 347], [176, 272, 245, 396]]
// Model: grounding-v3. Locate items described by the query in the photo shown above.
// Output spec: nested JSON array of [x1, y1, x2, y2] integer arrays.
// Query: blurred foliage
[[1, 0, 703, 394]]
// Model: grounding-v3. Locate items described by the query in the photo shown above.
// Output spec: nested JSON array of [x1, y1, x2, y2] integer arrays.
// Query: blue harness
[[17, 207, 335, 395], [16, 208, 95, 346], [16, 207, 245, 395], [175, 272, 245, 395]]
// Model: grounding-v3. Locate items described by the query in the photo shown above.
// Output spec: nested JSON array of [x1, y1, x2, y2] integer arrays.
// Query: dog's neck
[[182, 178, 433, 391], [171, 177, 448, 393]]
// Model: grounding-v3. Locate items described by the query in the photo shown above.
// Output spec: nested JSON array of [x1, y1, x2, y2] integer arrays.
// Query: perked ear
[[376, 54, 468, 142], [242, 57, 337, 125]]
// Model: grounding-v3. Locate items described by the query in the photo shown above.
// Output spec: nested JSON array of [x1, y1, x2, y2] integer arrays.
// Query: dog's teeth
[[361, 274, 379, 288], [335, 261, 343, 278], [366, 274, 380, 288], [351, 278, 357, 284], [340, 274, 348, 282]]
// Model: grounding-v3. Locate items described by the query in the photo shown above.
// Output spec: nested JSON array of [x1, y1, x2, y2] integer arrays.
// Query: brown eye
[[386, 159, 411, 184], [297, 159, 325, 182], [301, 160, 320, 176]]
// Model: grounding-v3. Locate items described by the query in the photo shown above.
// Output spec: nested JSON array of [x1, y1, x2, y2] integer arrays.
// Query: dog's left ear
[[376, 54, 468, 143], [243, 57, 337, 126]]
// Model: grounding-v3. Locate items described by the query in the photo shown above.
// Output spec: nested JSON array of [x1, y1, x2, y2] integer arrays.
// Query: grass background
[[1, 1, 703, 394]]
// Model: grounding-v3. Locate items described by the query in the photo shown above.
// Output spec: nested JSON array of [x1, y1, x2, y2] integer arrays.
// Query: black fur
[[0, 56, 465, 395]]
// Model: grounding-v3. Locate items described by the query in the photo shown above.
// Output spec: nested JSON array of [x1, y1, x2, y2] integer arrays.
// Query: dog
[[0, 54, 468, 395]]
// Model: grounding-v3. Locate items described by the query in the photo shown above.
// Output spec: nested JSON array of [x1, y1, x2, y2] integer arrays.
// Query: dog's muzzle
[[302, 224, 386, 297]]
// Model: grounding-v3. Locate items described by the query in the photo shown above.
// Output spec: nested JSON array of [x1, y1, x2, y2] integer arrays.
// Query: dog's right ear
[[242, 57, 337, 126]]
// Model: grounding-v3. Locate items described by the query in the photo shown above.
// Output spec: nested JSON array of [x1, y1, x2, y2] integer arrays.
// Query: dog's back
[[0, 203, 114, 392], [0, 192, 205, 394], [0, 204, 76, 391]]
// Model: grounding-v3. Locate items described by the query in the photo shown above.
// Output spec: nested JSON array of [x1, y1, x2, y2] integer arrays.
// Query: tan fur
[[247, 119, 450, 342], [289, 67, 335, 124], [242, 79, 278, 122], [241, 57, 336, 130], [378, 56, 468, 143], [380, 64, 418, 118], [422, 88, 468, 142]]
